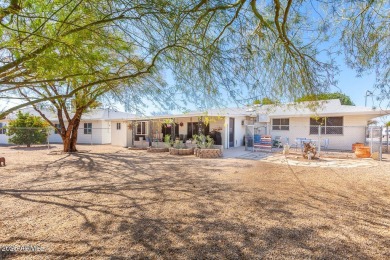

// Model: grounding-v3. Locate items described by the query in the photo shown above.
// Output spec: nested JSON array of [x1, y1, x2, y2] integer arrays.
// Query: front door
[[229, 118, 235, 147], [187, 122, 210, 139]]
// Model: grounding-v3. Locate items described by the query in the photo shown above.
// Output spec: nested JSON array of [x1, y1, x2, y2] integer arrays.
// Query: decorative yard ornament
[[303, 143, 316, 160], [282, 144, 290, 155]]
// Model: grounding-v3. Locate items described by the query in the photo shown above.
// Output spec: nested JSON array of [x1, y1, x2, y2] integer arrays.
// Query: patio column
[[148, 120, 152, 147], [224, 117, 229, 149], [172, 118, 175, 140], [198, 116, 203, 135], [191, 117, 193, 137]]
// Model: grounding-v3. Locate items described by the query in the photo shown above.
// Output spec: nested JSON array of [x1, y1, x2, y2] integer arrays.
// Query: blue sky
[[332, 66, 377, 107]]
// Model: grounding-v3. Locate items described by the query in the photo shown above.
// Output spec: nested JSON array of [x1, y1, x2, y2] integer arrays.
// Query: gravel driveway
[[0, 145, 389, 259]]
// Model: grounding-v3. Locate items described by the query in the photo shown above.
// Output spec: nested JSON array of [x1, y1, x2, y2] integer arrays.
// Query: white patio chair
[[293, 138, 306, 151], [321, 138, 329, 150]]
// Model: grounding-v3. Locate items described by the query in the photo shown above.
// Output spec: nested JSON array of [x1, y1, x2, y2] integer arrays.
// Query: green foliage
[[173, 139, 186, 149], [164, 134, 172, 148], [205, 135, 215, 148], [260, 98, 275, 105], [193, 134, 214, 149], [1, 0, 388, 117], [295, 93, 355, 105], [385, 122, 390, 127], [6, 111, 48, 147]]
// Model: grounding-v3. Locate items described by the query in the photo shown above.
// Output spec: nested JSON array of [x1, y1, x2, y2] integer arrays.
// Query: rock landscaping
[[169, 147, 194, 155], [194, 148, 223, 158], [147, 147, 169, 153]]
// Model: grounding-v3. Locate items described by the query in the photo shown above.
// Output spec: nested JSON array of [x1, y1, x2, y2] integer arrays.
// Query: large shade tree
[[0, 0, 389, 151], [295, 92, 355, 106]]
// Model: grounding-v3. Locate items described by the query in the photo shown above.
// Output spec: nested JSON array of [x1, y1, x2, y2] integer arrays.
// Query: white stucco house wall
[[252, 99, 389, 150], [0, 108, 137, 145]]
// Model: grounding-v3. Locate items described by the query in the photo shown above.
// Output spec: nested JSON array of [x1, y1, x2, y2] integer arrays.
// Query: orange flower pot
[[355, 146, 371, 158], [352, 143, 364, 152]]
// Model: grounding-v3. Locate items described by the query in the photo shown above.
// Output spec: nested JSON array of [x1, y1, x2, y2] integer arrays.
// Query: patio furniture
[[321, 138, 329, 150], [253, 135, 272, 152], [273, 136, 283, 148], [292, 138, 306, 151]]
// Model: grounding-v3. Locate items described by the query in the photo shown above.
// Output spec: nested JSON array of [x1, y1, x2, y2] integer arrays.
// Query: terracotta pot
[[355, 146, 371, 158], [352, 143, 364, 152]]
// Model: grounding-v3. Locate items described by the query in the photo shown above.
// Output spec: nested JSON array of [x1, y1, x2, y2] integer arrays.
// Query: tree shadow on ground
[[0, 150, 388, 259]]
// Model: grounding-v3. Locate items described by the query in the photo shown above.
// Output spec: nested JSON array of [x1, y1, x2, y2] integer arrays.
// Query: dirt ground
[[0, 144, 389, 259]]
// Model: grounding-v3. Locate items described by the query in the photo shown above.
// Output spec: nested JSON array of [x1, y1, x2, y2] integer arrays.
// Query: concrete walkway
[[223, 146, 383, 168]]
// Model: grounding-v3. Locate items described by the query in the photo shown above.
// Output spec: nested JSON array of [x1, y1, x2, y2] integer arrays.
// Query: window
[[136, 121, 148, 135], [116, 123, 121, 130], [54, 124, 61, 134], [0, 123, 6, 134], [84, 123, 92, 134], [310, 117, 343, 135], [272, 118, 289, 130]]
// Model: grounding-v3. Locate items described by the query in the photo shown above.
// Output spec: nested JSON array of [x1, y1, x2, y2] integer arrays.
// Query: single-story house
[[1, 99, 387, 151]]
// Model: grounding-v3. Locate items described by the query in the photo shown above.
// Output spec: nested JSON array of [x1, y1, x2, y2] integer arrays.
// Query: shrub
[[7, 111, 49, 147]]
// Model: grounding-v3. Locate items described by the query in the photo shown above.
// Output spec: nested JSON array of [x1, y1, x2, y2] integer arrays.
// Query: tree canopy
[[253, 98, 275, 105], [0, 0, 388, 150], [0, 0, 388, 114], [295, 92, 355, 106]]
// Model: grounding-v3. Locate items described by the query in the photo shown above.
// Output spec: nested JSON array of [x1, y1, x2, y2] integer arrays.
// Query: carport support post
[[172, 118, 175, 140], [198, 116, 203, 135], [149, 120, 152, 147], [370, 127, 373, 154], [131, 121, 135, 147]]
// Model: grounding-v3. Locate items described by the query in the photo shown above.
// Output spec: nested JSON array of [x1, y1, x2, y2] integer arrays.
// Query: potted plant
[[352, 142, 364, 152]]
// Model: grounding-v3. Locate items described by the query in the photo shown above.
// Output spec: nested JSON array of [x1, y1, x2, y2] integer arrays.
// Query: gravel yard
[[0, 144, 389, 259]]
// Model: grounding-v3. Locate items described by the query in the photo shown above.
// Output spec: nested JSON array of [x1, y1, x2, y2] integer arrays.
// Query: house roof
[[141, 107, 249, 120], [140, 99, 388, 120], [81, 109, 137, 121], [2, 99, 387, 123], [2, 108, 137, 121]]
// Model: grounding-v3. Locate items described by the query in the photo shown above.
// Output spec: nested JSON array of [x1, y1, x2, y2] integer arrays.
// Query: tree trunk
[[69, 116, 81, 152], [61, 109, 83, 152]]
